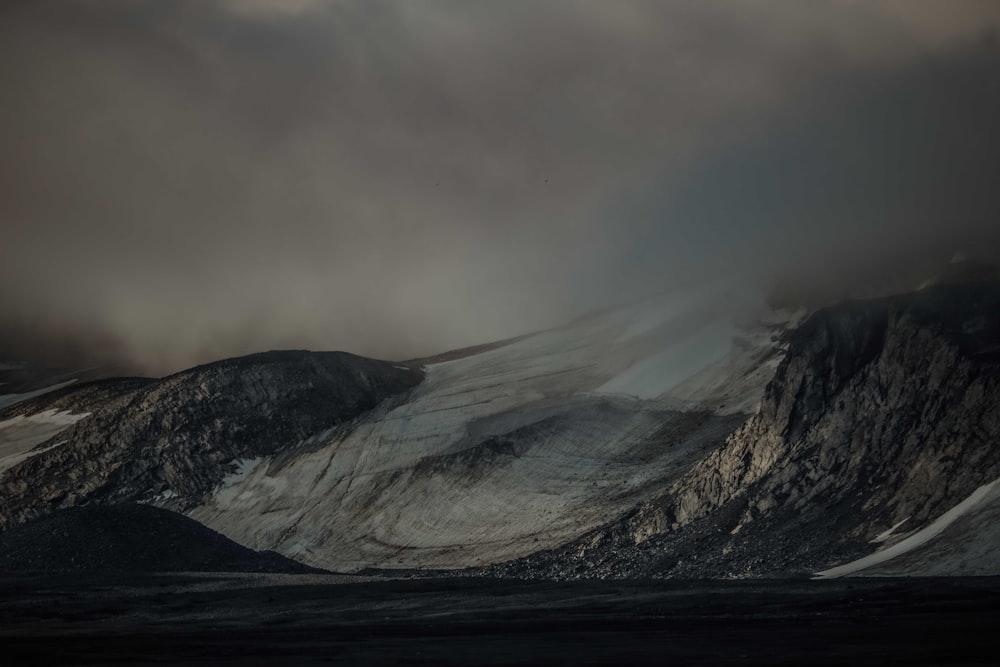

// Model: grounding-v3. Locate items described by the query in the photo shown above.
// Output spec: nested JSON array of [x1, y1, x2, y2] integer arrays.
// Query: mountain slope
[[0, 351, 422, 528], [2, 281, 996, 579], [483, 282, 1000, 578], [185, 285, 794, 571]]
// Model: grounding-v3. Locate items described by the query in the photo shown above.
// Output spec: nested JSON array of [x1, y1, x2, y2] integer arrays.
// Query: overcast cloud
[[2, 0, 999, 373]]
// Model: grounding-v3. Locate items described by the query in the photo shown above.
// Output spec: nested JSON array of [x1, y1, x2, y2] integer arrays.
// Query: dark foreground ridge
[[0, 503, 323, 574], [1, 574, 998, 665]]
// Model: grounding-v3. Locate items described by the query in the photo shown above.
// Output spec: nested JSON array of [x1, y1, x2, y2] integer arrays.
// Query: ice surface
[[189, 284, 797, 571], [594, 321, 734, 399]]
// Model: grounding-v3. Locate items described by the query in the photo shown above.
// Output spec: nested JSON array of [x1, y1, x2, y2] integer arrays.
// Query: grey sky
[[2, 0, 999, 373]]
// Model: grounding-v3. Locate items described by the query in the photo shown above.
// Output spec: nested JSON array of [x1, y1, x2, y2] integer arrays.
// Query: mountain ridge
[[1, 281, 997, 578]]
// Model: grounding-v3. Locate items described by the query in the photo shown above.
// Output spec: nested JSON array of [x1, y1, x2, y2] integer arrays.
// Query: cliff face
[[0, 351, 422, 528], [487, 282, 1000, 579]]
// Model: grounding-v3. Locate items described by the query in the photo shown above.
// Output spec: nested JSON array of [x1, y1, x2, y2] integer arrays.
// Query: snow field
[[189, 285, 795, 571]]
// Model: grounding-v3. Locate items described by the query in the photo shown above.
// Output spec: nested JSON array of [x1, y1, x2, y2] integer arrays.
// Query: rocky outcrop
[[484, 282, 1000, 579], [0, 351, 422, 528]]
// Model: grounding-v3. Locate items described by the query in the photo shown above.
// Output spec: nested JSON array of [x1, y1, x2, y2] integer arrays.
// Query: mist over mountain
[[2, 1, 999, 375], [2, 269, 999, 584]]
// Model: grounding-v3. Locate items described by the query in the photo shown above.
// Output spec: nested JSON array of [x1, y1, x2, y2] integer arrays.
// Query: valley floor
[[1, 574, 998, 665]]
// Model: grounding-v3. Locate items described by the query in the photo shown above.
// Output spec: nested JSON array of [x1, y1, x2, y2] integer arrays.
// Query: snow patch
[[815, 478, 1000, 578], [0, 409, 89, 472], [0, 380, 78, 409], [870, 517, 910, 544], [223, 458, 264, 487], [146, 488, 178, 504], [0, 440, 68, 474]]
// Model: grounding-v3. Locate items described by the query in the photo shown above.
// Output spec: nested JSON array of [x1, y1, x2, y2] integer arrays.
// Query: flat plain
[[2, 574, 998, 665]]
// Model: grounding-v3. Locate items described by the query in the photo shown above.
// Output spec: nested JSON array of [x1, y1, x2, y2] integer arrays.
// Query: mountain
[[484, 281, 1000, 578], [0, 351, 421, 527], [0, 280, 998, 578]]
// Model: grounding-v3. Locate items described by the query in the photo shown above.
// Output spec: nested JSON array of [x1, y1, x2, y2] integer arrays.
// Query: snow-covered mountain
[[186, 283, 792, 571], [1, 279, 998, 578], [485, 281, 1000, 579]]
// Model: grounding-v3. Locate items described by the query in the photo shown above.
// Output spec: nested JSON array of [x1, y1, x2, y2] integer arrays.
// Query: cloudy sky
[[2, 0, 999, 373]]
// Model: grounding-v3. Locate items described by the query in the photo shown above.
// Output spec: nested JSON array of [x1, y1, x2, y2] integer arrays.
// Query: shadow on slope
[[0, 503, 324, 574]]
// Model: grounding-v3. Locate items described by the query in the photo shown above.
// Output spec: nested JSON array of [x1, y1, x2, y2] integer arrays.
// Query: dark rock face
[[485, 282, 1000, 579], [0, 351, 422, 528], [0, 503, 324, 573]]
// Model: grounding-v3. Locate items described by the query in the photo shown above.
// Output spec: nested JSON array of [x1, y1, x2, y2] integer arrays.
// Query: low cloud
[[1, 1, 998, 373]]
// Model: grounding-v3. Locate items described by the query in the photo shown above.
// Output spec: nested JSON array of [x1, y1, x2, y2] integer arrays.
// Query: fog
[[2, 0, 999, 374]]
